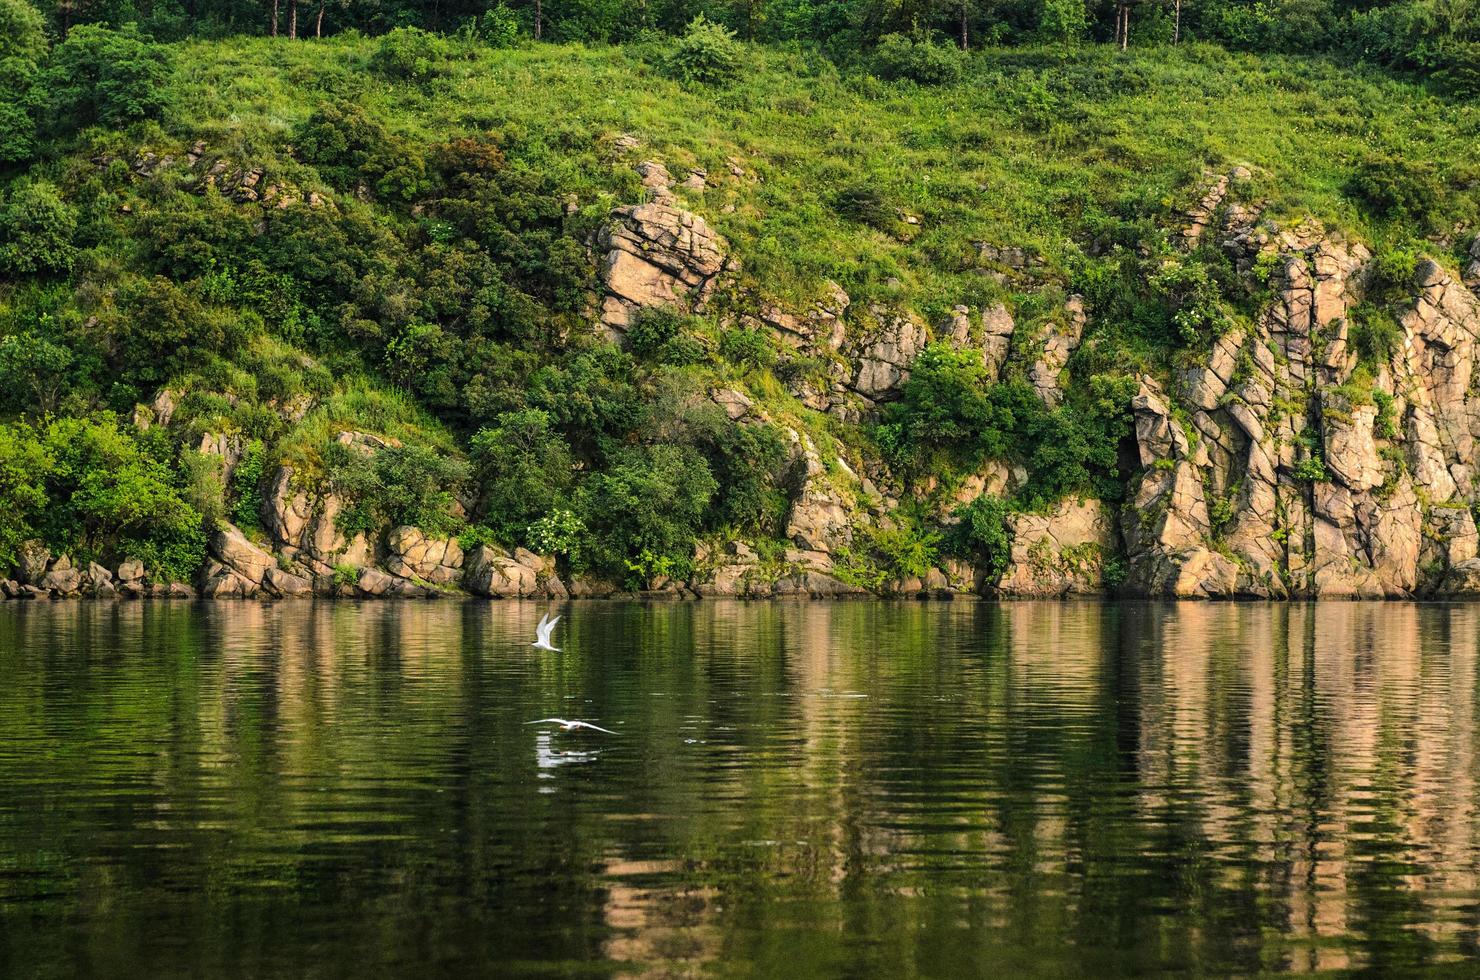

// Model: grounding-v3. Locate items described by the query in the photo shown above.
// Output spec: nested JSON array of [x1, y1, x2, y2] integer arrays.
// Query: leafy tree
[[870, 32, 967, 84], [946, 493, 1014, 581], [1040, 0, 1088, 44], [0, 422, 53, 572], [39, 24, 171, 131], [0, 0, 48, 64], [574, 443, 717, 584], [0, 180, 78, 275], [664, 15, 743, 84], [469, 408, 575, 544], [38, 416, 207, 581], [0, 331, 73, 415]]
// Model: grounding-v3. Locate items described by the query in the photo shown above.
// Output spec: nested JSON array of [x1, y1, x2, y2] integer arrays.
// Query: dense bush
[[39, 25, 171, 130], [37, 416, 207, 581], [1346, 156, 1444, 226], [0, 422, 53, 572], [470, 408, 575, 545], [371, 26, 453, 80], [664, 17, 742, 85], [327, 441, 470, 538], [870, 33, 966, 85], [0, 181, 78, 275], [946, 494, 1014, 581], [574, 443, 717, 585]]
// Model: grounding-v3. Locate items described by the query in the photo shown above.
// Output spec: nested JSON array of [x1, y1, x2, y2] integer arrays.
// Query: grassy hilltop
[[1, 25, 1477, 588]]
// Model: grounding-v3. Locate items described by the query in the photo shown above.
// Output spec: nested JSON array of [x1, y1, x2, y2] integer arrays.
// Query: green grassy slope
[[1, 36, 1476, 585]]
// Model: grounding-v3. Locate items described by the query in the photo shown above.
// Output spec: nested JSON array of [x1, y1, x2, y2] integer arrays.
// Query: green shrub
[[469, 408, 574, 544], [0, 422, 53, 572], [946, 494, 1014, 581], [327, 441, 469, 538], [574, 443, 717, 585], [527, 508, 585, 556], [664, 16, 742, 86], [0, 181, 78, 276], [40, 24, 171, 130], [371, 26, 452, 81], [719, 327, 774, 370], [1038, 0, 1089, 46], [0, 331, 73, 415], [465, 5, 521, 48], [870, 33, 966, 86], [1346, 156, 1443, 226], [38, 416, 206, 581], [0, 0, 47, 64], [230, 439, 268, 530]]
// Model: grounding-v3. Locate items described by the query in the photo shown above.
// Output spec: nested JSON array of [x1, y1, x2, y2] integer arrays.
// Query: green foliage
[[1373, 388, 1399, 440], [0, 181, 78, 275], [1039, 0, 1089, 46], [883, 346, 1135, 509], [946, 494, 1014, 581], [40, 24, 171, 131], [870, 33, 966, 85], [0, 422, 53, 572], [327, 441, 470, 538], [1291, 455, 1329, 482], [36, 416, 206, 581], [1349, 304, 1403, 366], [718, 328, 774, 371], [527, 508, 585, 556], [470, 408, 574, 545], [0, 0, 47, 64], [464, 5, 521, 48], [1346, 156, 1443, 227], [574, 443, 717, 585], [230, 439, 268, 530], [0, 330, 73, 415], [178, 449, 226, 526], [371, 26, 453, 80], [295, 101, 430, 202], [333, 563, 360, 588], [626, 307, 707, 365], [664, 17, 742, 86]]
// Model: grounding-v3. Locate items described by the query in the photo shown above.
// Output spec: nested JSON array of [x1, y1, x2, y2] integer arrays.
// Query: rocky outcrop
[[385, 526, 463, 585], [783, 432, 857, 554], [463, 546, 566, 598], [1114, 217, 1480, 598], [1027, 296, 1086, 406], [598, 199, 728, 335], [846, 305, 928, 402], [997, 499, 1115, 597]]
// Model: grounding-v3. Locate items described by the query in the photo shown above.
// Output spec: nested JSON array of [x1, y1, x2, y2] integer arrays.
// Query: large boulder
[[212, 524, 276, 584]]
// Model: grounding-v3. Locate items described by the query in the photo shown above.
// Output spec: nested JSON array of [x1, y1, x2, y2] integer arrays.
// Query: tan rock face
[[211, 524, 276, 585], [1118, 224, 1479, 598], [1027, 295, 1086, 406], [997, 499, 1114, 597], [384, 526, 464, 584], [783, 432, 857, 553], [847, 306, 928, 401], [598, 200, 727, 335]]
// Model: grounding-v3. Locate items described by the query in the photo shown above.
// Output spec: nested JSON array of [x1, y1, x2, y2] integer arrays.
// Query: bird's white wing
[[535, 612, 549, 634], [526, 718, 569, 725], [537, 614, 561, 645], [571, 721, 616, 734]]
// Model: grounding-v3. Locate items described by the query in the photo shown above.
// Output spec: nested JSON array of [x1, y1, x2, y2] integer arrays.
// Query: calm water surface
[[2, 600, 1480, 978]]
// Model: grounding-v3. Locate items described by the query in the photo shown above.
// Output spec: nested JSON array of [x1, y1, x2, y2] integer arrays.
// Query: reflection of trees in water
[[3, 600, 1480, 975]]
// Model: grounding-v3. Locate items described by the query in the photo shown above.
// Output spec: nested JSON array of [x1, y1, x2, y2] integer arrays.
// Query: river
[[2, 600, 1478, 976]]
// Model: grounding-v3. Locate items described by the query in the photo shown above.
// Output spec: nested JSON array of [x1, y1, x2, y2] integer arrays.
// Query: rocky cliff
[[6, 161, 1479, 603]]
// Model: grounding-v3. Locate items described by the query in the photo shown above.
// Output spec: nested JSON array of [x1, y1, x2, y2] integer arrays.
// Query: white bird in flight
[[531, 612, 562, 651], [526, 718, 617, 734]]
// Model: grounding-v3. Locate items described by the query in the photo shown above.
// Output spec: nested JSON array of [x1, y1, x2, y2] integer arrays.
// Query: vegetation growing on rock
[[1, 6, 1479, 598]]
